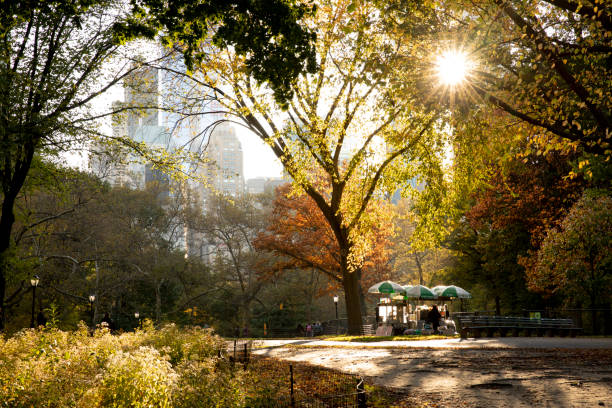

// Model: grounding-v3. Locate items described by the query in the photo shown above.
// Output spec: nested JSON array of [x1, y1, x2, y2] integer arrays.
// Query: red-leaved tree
[[254, 184, 394, 305]]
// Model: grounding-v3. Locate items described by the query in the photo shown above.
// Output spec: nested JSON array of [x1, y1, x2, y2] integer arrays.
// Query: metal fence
[[226, 339, 253, 366], [258, 390, 367, 408], [523, 308, 612, 335], [246, 357, 368, 408], [267, 317, 378, 338], [454, 308, 612, 335]]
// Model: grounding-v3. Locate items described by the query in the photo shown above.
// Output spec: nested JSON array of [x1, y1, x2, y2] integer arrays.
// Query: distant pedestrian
[[101, 313, 116, 332], [306, 323, 312, 337], [36, 310, 47, 327]]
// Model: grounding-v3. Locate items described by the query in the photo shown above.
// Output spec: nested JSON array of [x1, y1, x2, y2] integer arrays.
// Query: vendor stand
[[369, 282, 472, 336]]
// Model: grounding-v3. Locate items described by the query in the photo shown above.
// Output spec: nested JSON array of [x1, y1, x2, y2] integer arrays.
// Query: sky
[[235, 130, 283, 179], [68, 71, 283, 180], [66, 123, 283, 180]]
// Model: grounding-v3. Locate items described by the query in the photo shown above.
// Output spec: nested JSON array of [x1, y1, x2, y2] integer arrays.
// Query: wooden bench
[[458, 316, 582, 339], [360, 324, 375, 336]]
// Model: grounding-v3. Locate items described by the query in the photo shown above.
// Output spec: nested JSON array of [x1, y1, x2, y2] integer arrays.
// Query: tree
[[523, 192, 612, 330], [191, 0, 444, 333], [0, 0, 316, 330], [254, 184, 394, 303], [390, 199, 451, 287], [125, 0, 317, 105], [191, 194, 268, 333], [3, 168, 215, 331], [443, 149, 586, 314], [434, 0, 611, 159]]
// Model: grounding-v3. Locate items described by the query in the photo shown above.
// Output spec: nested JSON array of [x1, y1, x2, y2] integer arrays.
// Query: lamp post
[[30, 275, 39, 328], [333, 295, 339, 334], [134, 312, 140, 329], [89, 295, 96, 326]]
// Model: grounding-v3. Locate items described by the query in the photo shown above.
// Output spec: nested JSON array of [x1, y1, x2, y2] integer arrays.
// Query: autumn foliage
[[466, 151, 584, 245], [254, 184, 394, 296], [522, 193, 612, 301]]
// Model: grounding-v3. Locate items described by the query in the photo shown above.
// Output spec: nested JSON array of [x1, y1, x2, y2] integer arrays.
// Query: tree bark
[[0, 139, 36, 331], [155, 281, 163, 322], [342, 265, 363, 335], [0, 190, 18, 331]]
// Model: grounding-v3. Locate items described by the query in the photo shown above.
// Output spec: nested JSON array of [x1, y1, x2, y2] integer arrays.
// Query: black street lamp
[[30, 275, 40, 328], [333, 295, 339, 334], [333, 295, 339, 319], [89, 294, 96, 326], [134, 312, 140, 329]]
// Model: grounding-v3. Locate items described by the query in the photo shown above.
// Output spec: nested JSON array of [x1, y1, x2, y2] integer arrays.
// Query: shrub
[[0, 323, 237, 407], [100, 347, 177, 408]]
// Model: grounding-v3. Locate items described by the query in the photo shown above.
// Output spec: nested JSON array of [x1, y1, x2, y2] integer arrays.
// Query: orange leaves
[[254, 184, 393, 293], [466, 150, 584, 246], [254, 184, 341, 282]]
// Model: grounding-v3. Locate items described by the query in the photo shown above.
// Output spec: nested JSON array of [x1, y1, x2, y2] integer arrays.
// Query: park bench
[[360, 324, 375, 336], [458, 316, 582, 339]]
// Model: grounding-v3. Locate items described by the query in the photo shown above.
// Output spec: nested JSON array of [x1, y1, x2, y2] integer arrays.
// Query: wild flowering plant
[[0, 322, 244, 407]]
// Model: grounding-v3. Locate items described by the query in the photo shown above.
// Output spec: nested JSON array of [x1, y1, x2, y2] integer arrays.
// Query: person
[[297, 323, 305, 336], [427, 305, 442, 334], [306, 323, 312, 337], [101, 312, 116, 332], [36, 309, 47, 327]]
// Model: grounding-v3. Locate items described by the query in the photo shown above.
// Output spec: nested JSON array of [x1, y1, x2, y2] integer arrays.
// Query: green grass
[[319, 334, 459, 342]]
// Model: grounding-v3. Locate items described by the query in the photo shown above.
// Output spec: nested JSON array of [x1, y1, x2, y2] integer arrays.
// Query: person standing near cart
[[427, 305, 442, 334]]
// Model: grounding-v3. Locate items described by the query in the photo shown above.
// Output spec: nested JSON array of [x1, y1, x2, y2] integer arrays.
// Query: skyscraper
[[200, 122, 244, 199]]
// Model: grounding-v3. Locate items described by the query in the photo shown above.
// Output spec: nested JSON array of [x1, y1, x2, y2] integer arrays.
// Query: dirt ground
[[254, 345, 612, 407]]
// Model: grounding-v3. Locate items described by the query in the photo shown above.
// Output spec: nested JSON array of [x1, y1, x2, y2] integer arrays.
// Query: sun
[[436, 50, 470, 86]]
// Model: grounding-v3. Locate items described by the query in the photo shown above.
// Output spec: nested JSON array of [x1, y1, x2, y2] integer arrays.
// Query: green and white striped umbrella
[[404, 285, 437, 300], [432, 285, 472, 299], [368, 281, 405, 295]]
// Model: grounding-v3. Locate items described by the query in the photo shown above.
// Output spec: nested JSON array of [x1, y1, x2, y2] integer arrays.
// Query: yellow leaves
[[578, 160, 589, 169]]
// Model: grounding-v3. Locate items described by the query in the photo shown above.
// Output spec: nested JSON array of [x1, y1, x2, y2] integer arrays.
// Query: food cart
[[369, 283, 472, 335]]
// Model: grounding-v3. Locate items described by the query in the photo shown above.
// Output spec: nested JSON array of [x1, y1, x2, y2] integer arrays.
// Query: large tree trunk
[[0, 141, 36, 331], [0, 192, 18, 331], [342, 266, 363, 335]]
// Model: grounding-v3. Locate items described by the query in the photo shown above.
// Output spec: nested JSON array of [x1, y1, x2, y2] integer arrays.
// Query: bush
[[0, 323, 241, 407], [100, 347, 177, 408]]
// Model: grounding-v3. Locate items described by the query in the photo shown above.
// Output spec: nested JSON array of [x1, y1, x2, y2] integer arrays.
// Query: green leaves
[[524, 191, 612, 305], [125, 0, 317, 106]]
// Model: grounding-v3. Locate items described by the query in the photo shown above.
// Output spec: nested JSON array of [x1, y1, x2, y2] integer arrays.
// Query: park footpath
[[253, 336, 612, 350], [252, 337, 612, 407]]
